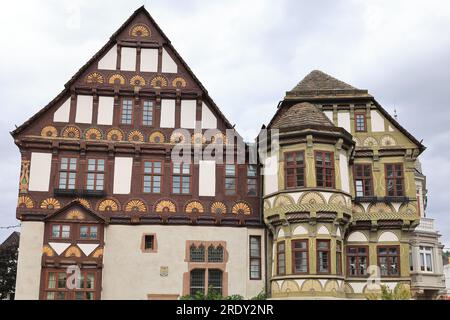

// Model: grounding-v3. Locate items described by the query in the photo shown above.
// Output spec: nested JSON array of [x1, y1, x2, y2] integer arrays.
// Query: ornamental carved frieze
[[130, 24, 151, 37], [106, 128, 124, 141], [40, 198, 61, 210], [17, 195, 33, 208], [124, 199, 147, 213], [150, 75, 168, 88], [127, 130, 145, 143], [84, 127, 103, 140], [98, 199, 120, 212], [185, 201, 204, 214], [172, 77, 187, 88], [41, 125, 58, 138], [85, 72, 104, 84], [149, 131, 165, 143], [19, 160, 30, 193], [130, 75, 146, 87], [62, 125, 81, 139], [108, 73, 126, 85], [231, 202, 251, 215], [155, 200, 176, 213], [210, 202, 226, 214]]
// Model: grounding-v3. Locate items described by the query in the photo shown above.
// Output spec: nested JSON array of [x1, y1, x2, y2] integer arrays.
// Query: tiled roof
[[0, 231, 20, 249], [291, 70, 357, 92], [271, 102, 335, 129]]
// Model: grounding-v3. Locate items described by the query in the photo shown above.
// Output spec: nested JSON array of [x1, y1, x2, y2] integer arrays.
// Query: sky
[[0, 0, 449, 249]]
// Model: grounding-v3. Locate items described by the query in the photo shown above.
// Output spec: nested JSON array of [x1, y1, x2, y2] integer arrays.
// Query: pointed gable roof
[[292, 70, 357, 91], [271, 102, 335, 129], [11, 6, 233, 136], [44, 200, 107, 223], [285, 70, 371, 99]]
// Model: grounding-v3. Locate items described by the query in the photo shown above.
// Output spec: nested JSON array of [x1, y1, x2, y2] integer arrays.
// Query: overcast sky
[[0, 0, 449, 249]]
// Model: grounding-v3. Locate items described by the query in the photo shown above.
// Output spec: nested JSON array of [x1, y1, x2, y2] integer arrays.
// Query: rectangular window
[[51, 225, 71, 239], [58, 157, 77, 190], [45, 270, 95, 300], [419, 246, 433, 272], [190, 244, 205, 262], [247, 165, 257, 196], [315, 151, 334, 188], [208, 269, 223, 295], [317, 240, 330, 273], [385, 164, 404, 197], [409, 248, 414, 272], [347, 246, 368, 277], [285, 151, 305, 188], [225, 164, 236, 195], [336, 240, 342, 275], [120, 99, 133, 124], [143, 161, 162, 193], [354, 164, 373, 197], [144, 235, 154, 250], [249, 236, 261, 279], [355, 113, 366, 132], [79, 225, 98, 240], [277, 241, 286, 275], [172, 162, 190, 194], [378, 246, 400, 277], [142, 100, 153, 126], [86, 159, 105, 191], [190, 269, 205, 296], [292, 239, 308, 274]]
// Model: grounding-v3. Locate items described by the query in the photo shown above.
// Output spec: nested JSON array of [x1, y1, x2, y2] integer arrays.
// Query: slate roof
[[285, 70, 371, 99], [0, 231, 20, 249], [291, 70, 357, 91], [271, 102, 335, 129]]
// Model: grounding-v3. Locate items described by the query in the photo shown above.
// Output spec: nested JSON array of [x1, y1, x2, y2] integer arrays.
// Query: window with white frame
[[419, 246, 433, 272]]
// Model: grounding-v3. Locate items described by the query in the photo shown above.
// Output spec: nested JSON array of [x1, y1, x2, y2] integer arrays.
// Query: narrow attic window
[[355, 113, 366, 132]]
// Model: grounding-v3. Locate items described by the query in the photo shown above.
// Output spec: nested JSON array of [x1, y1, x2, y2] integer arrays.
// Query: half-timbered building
[[13, 6, 264, 300]]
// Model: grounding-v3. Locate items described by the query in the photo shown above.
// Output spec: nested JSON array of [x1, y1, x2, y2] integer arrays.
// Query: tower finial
[[394, 108, 398, 120]]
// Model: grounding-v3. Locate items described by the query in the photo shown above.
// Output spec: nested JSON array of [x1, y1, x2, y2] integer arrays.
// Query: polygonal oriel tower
[[262, 70, 427, 299]]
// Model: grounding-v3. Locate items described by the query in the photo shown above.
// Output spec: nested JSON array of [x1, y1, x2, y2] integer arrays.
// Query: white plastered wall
[[180, 100, 197, 129], [199, 160, 216, 196], [161, 48, 177, 73], [201, 102, 217, 129], [140, 48, 158, 72], [98, 44, 117, 70], [339, 151, 350, 193], [101, 225, 265, 299], [160, 99, 175, 128], [263, 154, 279, 195], [75, 95, 93, 124], [28, 152, 52, 192], [97, 96, 114, 125], [15, 221, 45, 300], [337, 111, 351, 132], [323, 110, 333, 123], [53, 97, 71, 122], [371, 110, 385, 132], [120, 47, 137, 71], [113, 157, 133, 194]]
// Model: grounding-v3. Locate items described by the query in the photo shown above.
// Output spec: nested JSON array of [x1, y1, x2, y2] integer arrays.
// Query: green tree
[[0, 244, 18, 300], [366, 283, 411, 300]]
